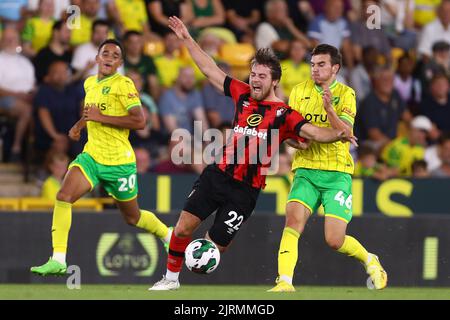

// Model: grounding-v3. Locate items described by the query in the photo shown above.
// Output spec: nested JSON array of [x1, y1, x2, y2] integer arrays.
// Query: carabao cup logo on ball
[[185, 239, 220, 274]]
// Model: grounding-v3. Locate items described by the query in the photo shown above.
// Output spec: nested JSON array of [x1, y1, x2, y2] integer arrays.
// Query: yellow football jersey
[[289, 79, 356, 174], [83, 73, 141, 165]]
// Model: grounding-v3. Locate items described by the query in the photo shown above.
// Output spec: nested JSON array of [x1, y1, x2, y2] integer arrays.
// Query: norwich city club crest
[[102, 86, 111, 95]]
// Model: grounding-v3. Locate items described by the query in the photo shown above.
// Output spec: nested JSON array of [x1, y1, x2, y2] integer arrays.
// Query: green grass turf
[[0, 285, 449, 300]]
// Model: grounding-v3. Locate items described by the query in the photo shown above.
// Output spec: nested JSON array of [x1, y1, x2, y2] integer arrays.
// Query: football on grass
[[185, 239, 220, 274]]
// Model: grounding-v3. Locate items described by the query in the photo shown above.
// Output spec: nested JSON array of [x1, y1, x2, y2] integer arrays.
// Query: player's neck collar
[[97, 72, 119, 83], [314, 79, 338, 93]]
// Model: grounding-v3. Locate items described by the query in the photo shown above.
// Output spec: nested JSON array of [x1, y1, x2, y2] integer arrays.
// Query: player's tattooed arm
[[168, 16, 227, 92], [299, 123, 358, 146], [83, 105, 146, 130]]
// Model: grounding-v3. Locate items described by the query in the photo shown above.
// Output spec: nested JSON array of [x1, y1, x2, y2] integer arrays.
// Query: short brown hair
[[311, 44, 343, 70], [250, 48, 282, 81]]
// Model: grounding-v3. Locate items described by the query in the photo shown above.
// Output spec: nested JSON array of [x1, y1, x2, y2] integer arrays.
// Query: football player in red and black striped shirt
[[149, 16, 356, 291]]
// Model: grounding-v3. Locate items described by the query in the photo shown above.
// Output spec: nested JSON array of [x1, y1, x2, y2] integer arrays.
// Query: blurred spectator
[[394, 54, 422, 114], [109, 0, 152, 39], [126, 69, 162, 158], [355, 66, 408, 151], [188, 0, 225, 31], [255, 0, 310, 58], [425, 141, 442, 172], [379, 0, 417, 51], [135, 147, 153, 173], [154, 29, 184, 88], [0, 0, 27, 24], [159, 66, 208, 135], [307, 0, 354, 71], [418, 41, 450, 90], [123, 30, 160, 100], [431, 132, 450, 177], [419, 73, 450, 135], [279, 39, 310, 99], [354, 144, 390, 180], [71, 19, 117, 79], [152, 139, 203, 174], [350, 46, 379, 104], [33, 19, 72, 84], [28, 0, 69, 19], [33, 61, 84, 159], [286, 0, 315, 32], [381, 115, 432, 176], [41, 152, 69, 200], [308, 0, 353, 16], [350, 0, 391, 63], [0, 26, 34, 162], [146, 0, 192, 36], [417, 0, 450, 59], [70, 0, 101, 46], [202, 61, 234, 128], [413, 0, 441, 28], [411, 159, 430, 178], [21, 0, 55, 57], [224, 0, 262, 42]]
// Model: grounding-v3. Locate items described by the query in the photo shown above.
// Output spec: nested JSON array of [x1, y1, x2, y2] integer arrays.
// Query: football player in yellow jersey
[[268, 44, 387, 292], [31, 39, 172, 276]]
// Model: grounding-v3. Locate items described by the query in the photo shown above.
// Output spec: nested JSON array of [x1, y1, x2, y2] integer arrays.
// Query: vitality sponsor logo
[[246, 114, 263, 126], [85, 102, 107, 111], [96, 233, 159, 277]]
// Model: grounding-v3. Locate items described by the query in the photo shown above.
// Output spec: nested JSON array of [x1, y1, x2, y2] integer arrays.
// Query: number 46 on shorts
[[334, 191, 352, 210]]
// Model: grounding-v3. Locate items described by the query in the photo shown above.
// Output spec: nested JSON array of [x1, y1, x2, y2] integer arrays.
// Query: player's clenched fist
[[68, 125, 81, 141], [84, 106, 102, 122]]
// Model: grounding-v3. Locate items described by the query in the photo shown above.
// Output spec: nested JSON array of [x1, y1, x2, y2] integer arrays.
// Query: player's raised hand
[[322, 86, 333, 110], [168, 16, 191, 40], [84, 105, 103, 122]]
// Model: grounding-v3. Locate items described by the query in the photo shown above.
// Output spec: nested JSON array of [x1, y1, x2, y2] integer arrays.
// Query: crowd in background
[[0, 0, 449, 199]]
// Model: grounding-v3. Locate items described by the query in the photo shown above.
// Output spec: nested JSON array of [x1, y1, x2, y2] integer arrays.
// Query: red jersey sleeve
[[223, 76, 250, 103], [282, 109, 308, 142]]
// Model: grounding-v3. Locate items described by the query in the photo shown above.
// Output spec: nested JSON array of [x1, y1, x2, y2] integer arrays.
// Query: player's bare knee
[[123, 214, 139, 226], [325, 234, 344, 250], [285, 214, 306, 233], [56, 190, 73, 203], [174, 223, 194, 238]]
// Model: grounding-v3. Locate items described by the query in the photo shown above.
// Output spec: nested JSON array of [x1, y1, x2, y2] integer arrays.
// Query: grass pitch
[[0, 284, 449, 300]]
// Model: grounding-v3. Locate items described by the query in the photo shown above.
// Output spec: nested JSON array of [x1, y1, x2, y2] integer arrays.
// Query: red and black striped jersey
[[215, 76, 308, 189]]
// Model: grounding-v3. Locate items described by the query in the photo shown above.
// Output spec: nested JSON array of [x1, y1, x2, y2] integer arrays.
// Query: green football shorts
[[69, 152, 138, 202], [287, 168, 353, 223]]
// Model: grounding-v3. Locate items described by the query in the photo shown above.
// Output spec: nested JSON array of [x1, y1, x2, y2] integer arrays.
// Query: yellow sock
[[136, 210, 169, 239], [337, 235, 369, 264], [278, 227, 300, 284], [52, 200, 72, 254]]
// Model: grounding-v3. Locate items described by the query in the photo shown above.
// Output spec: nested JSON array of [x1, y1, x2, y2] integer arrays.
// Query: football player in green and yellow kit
[[269, 44, 387, 292], [31, 39, 171, 275]]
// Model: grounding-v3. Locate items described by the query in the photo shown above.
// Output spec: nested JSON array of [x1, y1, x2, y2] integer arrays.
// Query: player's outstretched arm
[[83, 105, 146, 130], [168, 16, 226, 92], [299, 123, 358, 146]]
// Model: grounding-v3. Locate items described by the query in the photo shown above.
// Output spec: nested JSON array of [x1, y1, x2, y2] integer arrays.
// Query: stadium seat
[[0, 198, 20, 211], [219, 43, 255, 67], [20, 198, 107, 212], [144, 41, 165, 57]]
